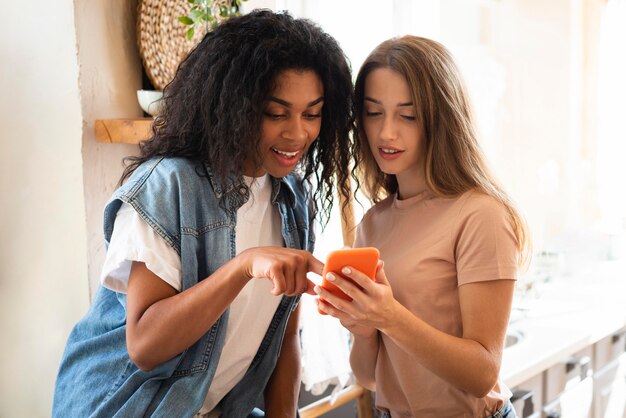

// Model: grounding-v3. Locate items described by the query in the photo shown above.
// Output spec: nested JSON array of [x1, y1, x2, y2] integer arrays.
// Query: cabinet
[[543, 345, 594, 418], [593, 328, 626, 418], [511, 373, 543, 418], [511, 347, 594, 418], [510, 327, 626, 418]]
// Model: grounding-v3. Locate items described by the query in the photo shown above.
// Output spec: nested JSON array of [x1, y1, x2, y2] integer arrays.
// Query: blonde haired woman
[[315, 36, 528, 417]]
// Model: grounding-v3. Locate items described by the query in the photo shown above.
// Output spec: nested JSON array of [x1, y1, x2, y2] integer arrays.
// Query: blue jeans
[[378, 401, 517, 418], [247, 408, 301, 418], [491, 401, 516, 418]]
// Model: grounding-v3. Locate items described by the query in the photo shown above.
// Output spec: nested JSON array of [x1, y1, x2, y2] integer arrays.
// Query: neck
[[396, 171, 428, 200]]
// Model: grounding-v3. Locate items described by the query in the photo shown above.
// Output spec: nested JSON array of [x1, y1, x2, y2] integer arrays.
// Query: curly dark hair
[[122, 9, 355, 225]]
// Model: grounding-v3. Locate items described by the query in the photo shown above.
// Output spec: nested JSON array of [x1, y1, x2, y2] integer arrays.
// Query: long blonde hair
[[354, 36, 530, 266]]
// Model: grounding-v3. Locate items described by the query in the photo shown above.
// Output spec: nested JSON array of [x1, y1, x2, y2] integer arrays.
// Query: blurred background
[[1, 0, 625, 416]]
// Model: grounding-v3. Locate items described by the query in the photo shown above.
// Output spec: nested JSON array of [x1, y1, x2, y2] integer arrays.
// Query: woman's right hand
[[238, 247, 323, 296]]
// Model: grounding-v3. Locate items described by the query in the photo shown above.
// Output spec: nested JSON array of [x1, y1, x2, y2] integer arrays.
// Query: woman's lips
[[378, 146, 404, 160], [271, 147, 301, 167]]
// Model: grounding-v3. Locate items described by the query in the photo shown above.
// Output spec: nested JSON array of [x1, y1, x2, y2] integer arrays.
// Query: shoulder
[[138, 157, 205, 184], [119, 157, 208, 199], [357, 195, 394, 229], [455, 190, 510, 224], [452, 190, 516, 249], [365, 195, 394, 217]]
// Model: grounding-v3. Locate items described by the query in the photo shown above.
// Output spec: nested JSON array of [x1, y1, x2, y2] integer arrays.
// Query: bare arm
[[264, 305, 302, 418], [317, 266, 514, 398], [126, 247, 322, 371]]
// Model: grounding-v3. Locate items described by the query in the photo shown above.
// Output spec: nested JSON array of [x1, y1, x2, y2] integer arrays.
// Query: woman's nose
[[379, 116, 397, 141], [284, 117, 308, 141]]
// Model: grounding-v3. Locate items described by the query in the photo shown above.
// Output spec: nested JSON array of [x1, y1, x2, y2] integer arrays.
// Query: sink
[[505, 329, 525, 348]]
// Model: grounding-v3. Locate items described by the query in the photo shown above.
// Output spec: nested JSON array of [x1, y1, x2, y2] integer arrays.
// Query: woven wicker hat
[[137, 0, 208, 91]]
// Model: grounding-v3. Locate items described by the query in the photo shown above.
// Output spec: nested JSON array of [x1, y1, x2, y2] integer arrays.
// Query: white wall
[[0, 0, 142, 415], [0, 0, 88, 415]]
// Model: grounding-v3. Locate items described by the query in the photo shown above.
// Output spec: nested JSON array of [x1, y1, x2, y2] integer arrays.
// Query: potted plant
[[178, 0, 248, 40], [136, 0, 248, 116]]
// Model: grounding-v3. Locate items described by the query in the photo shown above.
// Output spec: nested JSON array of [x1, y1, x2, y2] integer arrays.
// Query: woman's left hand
[[315, 261, 399, 333]]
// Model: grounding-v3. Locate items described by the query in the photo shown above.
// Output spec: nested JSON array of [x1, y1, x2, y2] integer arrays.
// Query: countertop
[[501, 261, 626, 388]]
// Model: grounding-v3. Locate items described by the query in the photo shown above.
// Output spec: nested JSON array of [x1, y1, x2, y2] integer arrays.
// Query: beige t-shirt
[[354, 190, 518, 418]]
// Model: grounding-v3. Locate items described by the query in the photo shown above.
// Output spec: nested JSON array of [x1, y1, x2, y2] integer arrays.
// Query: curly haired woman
[[52, 10, 354, 418]]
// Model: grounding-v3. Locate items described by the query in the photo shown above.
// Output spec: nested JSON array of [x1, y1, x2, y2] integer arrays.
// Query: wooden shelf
[[95, 118, 153, 144]]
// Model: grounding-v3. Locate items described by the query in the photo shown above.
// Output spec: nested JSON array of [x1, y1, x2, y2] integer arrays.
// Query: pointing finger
[[305, 253, 324, 276]]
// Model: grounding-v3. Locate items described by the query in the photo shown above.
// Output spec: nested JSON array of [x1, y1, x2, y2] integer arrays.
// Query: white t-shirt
[[101, 174, 284, 415]]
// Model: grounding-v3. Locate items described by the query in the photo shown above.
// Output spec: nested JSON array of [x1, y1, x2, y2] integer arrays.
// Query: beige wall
[[75, 0, 142, 296]]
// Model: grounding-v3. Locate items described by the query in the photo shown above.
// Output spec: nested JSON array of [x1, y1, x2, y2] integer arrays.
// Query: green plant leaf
[[190, 9, 205, 20], [186, 27, 195, 40], [178, 16, 194, 25]]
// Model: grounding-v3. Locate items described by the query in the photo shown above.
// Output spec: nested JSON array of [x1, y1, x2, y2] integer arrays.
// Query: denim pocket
[[172, 320, 221, 377]]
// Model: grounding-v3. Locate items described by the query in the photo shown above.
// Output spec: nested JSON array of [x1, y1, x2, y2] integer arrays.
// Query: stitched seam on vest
[[181, 221, 232, 236], [172, 317, 221, 377]]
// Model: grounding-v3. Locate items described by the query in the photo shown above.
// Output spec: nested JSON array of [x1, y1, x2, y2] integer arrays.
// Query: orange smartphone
[[318, 247, 380, 315]]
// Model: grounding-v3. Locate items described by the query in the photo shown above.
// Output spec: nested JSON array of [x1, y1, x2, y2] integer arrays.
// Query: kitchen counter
[[501, 261, 626, 388]]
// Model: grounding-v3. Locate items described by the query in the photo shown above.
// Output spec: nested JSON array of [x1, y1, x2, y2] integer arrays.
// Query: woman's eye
[[365, 111, 382, 117], [304, 113, 321, 120], [265, 112, 286, 120], [401, 115, 417, 121]]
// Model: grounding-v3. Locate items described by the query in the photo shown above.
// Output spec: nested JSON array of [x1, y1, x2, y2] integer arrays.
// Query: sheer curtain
[[597, 0, 626, 257]]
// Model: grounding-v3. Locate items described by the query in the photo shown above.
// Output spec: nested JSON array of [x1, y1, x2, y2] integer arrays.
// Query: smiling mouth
[[272, 147, 300, 158], [380, 147, 402, 154]]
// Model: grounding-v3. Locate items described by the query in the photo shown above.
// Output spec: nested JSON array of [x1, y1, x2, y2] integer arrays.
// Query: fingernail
[[326, 273, 336, 282], [314, 286, 322, 294], [342, 267, 351, 275]]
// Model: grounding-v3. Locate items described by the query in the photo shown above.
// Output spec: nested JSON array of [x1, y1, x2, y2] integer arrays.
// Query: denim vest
[[52, 157, 315, 418]]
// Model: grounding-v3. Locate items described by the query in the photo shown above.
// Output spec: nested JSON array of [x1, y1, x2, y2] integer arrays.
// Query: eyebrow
[[269, 96, 325, 108], [365, 97, 413, 107]]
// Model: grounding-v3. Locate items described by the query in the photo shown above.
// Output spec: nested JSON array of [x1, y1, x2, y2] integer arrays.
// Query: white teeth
[[381, 148, 401, 154], [272, 148, 298, 157]]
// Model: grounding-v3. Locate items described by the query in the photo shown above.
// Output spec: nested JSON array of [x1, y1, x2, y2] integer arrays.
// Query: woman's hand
[[315, 261, 399, 334], [238, 247, 322, 296]]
